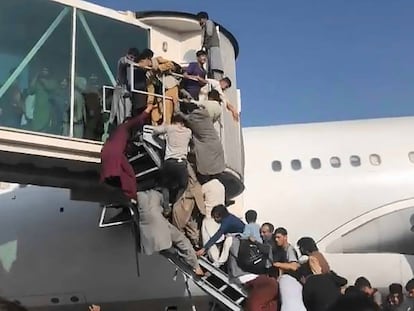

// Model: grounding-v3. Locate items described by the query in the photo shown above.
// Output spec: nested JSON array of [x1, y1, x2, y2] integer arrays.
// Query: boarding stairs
[[99, 125, 246, 310], [162, 251, 247, 311]]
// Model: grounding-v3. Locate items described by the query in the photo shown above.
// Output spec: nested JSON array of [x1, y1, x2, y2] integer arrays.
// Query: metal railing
[[103, 61, 214, 125], [102, 61, 247, 178]]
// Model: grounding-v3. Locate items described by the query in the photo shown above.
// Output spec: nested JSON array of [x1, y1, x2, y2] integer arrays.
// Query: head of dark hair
[[137, 48, 154, 61], [171, 114, 185, 124], [127, 47, 140, 58], [297, 237, 318, 255], [245, 210, 257, 223], [208, 90, 221, 102], [220, 77, 232, 88], [274, 227, 288, 236], [196, 11, 209, 20], [406, 279, 414, 292], [211, 204, 229, 219], [0, 298, 28, 311], [179, 101, 199, 114], [330, 294, 380, 311], [261, 222, 274, 233], [355, 277, 372, 290], [196, 50, 207, 57], [389, 283, 403, 294]]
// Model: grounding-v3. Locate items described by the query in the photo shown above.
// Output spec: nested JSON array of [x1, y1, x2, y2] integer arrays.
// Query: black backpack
[[237, 239, 270, 275]]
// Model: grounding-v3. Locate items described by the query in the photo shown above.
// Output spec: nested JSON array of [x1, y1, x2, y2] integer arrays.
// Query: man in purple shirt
[[183, 50, 208, 100]]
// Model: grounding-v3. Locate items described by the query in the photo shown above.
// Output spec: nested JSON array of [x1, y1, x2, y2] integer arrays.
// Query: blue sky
[[92, 0, 414, 127]]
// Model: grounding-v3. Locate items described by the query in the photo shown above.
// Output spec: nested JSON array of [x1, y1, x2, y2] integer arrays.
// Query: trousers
[[162, 159, 189, 203]]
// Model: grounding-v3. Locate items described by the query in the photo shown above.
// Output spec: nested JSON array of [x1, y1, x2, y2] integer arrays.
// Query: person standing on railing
[[196, 12, 224, 80], [183, 50, 208, 100], [100, 103, 153, 222]]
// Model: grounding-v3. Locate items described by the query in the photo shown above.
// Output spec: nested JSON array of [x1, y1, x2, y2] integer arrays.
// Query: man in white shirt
[[206, 77, 239, 122]]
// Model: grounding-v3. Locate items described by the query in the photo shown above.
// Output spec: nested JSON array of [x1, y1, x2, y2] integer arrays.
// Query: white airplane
[[243, 115, 414, 291], [1, 115, 414, 309]]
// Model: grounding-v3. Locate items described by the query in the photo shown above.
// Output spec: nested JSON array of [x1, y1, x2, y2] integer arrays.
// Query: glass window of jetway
[[0, 0, 149, 142]]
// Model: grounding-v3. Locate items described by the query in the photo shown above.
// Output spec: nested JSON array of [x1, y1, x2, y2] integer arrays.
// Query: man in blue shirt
[[196, 204, 245, 257]]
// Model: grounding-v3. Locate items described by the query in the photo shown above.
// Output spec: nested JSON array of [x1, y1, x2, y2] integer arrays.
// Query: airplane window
[[271, 160, 282, 172], [291, 159, 302, 170], [311, 158, 321, 169], [409, 152, 414, 163], [369, 154, 381, 166], [350, 155, 361, 167], [330, 156, 341, 168]]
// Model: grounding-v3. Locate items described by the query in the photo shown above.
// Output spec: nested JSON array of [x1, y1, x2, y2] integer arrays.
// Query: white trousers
[[201, 179, 231, 263]]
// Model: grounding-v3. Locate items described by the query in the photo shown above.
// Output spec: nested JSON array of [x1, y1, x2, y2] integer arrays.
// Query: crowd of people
[[98, 11, 414, 311], [4, 10, 414, 311], [0, 66, 104, 140]]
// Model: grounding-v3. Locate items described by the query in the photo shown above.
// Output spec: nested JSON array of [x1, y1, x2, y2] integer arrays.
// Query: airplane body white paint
[[1, 116, 414, 308]]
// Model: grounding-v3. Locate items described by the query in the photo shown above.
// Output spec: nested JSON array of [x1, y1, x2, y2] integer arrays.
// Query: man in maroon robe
[[100, 103, 153, 221]]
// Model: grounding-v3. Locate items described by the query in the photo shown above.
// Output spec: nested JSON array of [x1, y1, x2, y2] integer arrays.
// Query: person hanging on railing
[[100, 102, 154, 223], [110, 48, 140, 127], [116, 47, 140, 88], [182, 50, 208, 100], [151, 57, 182, 125], [206, 76, 239, 122], [133, 49, 154, 117], [196, 12, 224, 80]]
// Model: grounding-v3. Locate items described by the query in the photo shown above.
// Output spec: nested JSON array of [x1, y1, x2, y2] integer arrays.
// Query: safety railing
[[102, 61, 226, 149], [102, 60, 243, 179]]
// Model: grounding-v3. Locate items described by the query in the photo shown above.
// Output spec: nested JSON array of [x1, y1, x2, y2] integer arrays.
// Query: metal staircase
[[162, 252, 247, 311], [99, 126, 247, 310]]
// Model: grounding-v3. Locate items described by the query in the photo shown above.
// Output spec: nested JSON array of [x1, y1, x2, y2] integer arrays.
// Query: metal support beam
[[0, 8, 70, 100], [78, 11, 116, 86], [69, 7, 77, 137]]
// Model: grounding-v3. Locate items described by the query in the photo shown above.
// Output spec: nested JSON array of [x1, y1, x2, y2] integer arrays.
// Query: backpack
[[237, 239, 270, 275]]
